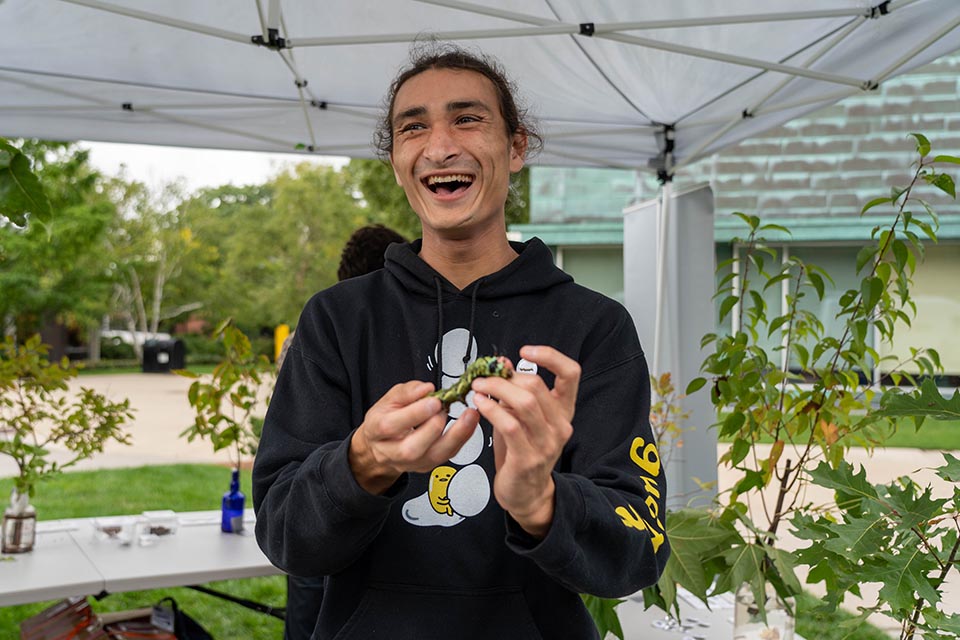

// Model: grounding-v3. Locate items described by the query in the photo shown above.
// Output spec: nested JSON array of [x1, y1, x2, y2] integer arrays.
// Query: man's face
[[389, 68, 526, 238]]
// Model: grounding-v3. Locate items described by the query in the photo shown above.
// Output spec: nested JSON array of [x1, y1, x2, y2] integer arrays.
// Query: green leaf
[[807, 461, 878, 510], [860, 196, 891, 215], [932, 154, 960, 165], [855, 245, 878, 274], [719, 295, 739, 322], [685, 377, 707, 395], [581, 595, 625, 640], [926, 173, 956, 198], [876, 379, 960, 421], [0, 147, 53, 227], [909, 132, 930, 157], [892, 239, 909, 273], [655, 508, 740, 608], [807, 271, 825, 300], [860, 276, 883, 312], [935, 452, 960, 483]]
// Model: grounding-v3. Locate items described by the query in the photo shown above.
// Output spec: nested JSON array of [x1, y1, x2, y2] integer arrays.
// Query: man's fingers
[[519, 345, 580, 413], [373, 381, 442, 438]]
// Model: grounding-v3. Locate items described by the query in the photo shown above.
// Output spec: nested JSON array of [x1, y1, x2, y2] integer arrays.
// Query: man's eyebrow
[[393, 105, 427, 126], [393, 100, 493, 126], [447, 100, 492, 113]]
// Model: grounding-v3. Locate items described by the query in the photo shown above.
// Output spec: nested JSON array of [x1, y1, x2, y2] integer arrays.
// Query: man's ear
[[389, 154, 402, 186], [509, 132, 528, 173]]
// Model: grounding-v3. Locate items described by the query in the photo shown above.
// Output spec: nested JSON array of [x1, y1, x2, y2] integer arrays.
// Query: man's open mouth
[[423, 173, 475, 196]]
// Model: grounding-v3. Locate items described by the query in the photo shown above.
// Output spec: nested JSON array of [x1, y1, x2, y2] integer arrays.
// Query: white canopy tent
[[3, 0, 960, 503]]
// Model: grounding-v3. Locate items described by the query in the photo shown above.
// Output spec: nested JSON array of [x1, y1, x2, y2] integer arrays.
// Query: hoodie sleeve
[[504, 305, 670, 598], [252, 299, 407, 577]]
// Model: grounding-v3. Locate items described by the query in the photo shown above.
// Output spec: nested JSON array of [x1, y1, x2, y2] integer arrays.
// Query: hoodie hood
[[384, 237, 572, 300]]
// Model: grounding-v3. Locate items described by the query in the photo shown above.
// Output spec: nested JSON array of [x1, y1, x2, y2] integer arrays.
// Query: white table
[[0, 509, 281, 607]]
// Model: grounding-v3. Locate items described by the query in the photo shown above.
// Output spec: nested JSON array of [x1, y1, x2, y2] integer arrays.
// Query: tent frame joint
[[870, 1, 892, 19], [579, 23, 595, 37], [251, 28, 288, 50]]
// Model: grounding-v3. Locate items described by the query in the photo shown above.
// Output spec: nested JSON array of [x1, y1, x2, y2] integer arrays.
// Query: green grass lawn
[[0, 465, 896, 639], [0, 465, 284, 639]]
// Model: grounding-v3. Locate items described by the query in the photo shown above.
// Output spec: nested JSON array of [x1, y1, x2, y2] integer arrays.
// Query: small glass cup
[[92, 516, 137, 546]]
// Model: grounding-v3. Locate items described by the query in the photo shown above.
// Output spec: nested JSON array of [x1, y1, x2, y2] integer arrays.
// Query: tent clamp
[[122, 102, 134, 112], [870, 1, 891, 19], [295, 79, 308, 88], [579, 23, 595, 37], [310, 101, 329, 110], [251, 28, 288, 50], [650, 124, 676, 184], [742, 109, 754, 119]]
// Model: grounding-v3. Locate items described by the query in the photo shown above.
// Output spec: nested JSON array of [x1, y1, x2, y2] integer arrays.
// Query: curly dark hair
[[336, 224, 407, 281], [373, 42, 542, 160]]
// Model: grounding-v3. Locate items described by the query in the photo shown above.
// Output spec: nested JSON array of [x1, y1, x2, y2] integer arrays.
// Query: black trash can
[[142, 339, 186, 373]]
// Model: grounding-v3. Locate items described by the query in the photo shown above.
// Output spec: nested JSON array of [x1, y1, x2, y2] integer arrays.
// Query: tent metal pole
[[415, 0, 877, 29], [681, 88, 858, 130], [539, 148, 642, 171], [601, 32, 869, 88], [56, 0, 251, 45], [266, 0, 282, 32], [254, 0, 270, 41], [548, 125, 659, 140], [0, 68, 300, 150], [278, 48, 320, 152], [873, 15, 960, 84], [671, 15, 866, 173], [291, 24, 577, 47], [652, 181, 672, 377]]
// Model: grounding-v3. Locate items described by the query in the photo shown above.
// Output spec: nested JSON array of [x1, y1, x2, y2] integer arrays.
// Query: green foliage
[[580, 594, 625, 640], [177, 320, 274, 471], [0, 138, 51, 228], [0, 335, 133, 496], [643, 137, 959, 638], [796, 458, 960, 637], [1, 141, 117, 335], [877, 378, 960, 422]]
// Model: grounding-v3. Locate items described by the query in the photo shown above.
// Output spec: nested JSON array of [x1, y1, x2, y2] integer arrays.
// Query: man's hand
[[471, 346, 580, 539], [349, 380, 480, 495]]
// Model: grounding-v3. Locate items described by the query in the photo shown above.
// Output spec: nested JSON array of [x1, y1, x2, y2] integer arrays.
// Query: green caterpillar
[[429, 355, 512, 409]]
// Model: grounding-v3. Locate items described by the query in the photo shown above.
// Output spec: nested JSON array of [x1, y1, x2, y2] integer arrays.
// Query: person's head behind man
[[337, 224, 407, 281], [374, 44, 542, 242]]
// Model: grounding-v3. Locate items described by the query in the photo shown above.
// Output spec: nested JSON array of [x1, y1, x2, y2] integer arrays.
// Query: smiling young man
[[253, 44, 669, 640]]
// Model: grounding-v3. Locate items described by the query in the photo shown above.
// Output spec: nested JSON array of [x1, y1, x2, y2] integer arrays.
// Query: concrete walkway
[[3, 372, 956, 637]]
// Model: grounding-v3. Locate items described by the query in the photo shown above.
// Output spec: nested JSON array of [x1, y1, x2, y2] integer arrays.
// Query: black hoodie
[[253, 238, 669, 640]]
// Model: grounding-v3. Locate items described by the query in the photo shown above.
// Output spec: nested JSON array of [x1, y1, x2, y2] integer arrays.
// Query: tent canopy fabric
[[3, 0, 959, 177]]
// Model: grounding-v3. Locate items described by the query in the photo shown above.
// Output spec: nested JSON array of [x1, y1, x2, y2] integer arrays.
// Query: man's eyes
[[398, 116, 482, 133]]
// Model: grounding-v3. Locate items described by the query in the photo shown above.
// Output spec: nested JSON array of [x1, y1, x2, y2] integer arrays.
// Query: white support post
[[624, 184, 718, 509]]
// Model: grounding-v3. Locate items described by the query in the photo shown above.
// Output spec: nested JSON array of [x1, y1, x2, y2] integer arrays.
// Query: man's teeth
[[427, 174, 473, 185]]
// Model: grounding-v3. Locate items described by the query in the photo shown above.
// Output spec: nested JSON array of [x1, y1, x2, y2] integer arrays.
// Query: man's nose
[[423, 124, 460, 164]]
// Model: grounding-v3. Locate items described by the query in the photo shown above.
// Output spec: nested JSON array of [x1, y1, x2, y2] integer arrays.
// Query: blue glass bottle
[[221, 468, 245, 533]]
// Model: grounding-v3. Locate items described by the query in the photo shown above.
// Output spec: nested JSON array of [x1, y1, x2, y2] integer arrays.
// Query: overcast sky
[[80, 141, 349, 192]]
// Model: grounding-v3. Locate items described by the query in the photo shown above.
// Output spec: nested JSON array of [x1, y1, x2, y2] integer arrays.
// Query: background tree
[[103, 178, 218, 361], [0, 141, 115, 345]]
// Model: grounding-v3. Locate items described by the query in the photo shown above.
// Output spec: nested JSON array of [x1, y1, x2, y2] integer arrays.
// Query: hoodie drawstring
[[433, 277, 484, 388], [434, 276, 444, 389], [464, 279, 483, 365]]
